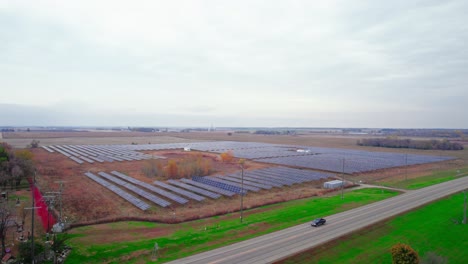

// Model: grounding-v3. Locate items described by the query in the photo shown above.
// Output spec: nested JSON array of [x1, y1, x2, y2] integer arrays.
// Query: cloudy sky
[[1, 0, 467, 128]]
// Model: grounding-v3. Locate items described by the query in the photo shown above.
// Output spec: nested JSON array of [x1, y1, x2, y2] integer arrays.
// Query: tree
[[166, 160, 178, 179], [220, 151, 234, 163], [0, 144, 35, 189], [51, 233, 71, 252], [391, 243, 419, 264], [28, 139, 40, 148], [0, 202, 16, 258], [18, 240, 45, 263]]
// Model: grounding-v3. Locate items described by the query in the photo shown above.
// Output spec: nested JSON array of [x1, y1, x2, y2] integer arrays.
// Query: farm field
[[66, 188, 398, 263], [277, 191, 468, 264], [2, 131, 467, 263]]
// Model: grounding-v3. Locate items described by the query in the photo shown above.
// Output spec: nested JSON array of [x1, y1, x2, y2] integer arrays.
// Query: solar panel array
[[97, 172, 171, 207], [44, 144, 155, 164], [194, 167, 332, 193], [45, 139, 454, 173], [192, 176, 246, 194], [180, 179, 236, 197], [110, 171, 188, 204], [153, 181, 205, 201], [117, 141, 454, 173], [167, 180, 221, 199], [84, 172, 150, 210]]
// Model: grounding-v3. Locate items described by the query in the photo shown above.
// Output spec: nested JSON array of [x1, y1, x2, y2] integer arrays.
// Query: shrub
[[391, 243, 419, 264]]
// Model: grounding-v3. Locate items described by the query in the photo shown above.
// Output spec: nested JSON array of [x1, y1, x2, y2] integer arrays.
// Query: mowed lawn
[[66, 188, 398, 263], [280, 191, 468, 264]]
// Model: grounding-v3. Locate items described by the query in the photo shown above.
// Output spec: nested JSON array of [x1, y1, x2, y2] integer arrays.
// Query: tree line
[[142, 153, 213, 179], [357, 137, 464, 150], [0, 142, 35, 189]]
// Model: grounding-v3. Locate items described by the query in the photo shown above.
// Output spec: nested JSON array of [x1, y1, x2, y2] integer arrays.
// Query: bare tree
[[0, 202, 15, 258]]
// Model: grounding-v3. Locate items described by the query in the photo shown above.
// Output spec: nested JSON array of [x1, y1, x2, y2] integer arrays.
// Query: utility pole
[[42, 195, 55, 237], [341, 158, 345, 200], [463, 190, 467, 225], [25, 171, 40, 264], [405, 153, 408, 181], [56, 181, 65, 223], [240, 161, 244, 223], [241, 163, 244, 223]]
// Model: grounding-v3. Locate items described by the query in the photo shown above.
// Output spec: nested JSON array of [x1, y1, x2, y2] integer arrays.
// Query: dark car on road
[[311, 218, 326, 227]]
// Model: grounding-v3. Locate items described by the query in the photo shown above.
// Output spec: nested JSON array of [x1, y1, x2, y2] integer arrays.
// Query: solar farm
[[43, 141, 453, 173], [35, 140, 454, 220]]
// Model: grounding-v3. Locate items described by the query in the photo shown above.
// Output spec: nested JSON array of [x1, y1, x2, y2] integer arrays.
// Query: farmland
[[1, 130, 467, 263]]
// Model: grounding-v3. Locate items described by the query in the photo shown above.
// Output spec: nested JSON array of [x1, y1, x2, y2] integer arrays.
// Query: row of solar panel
[[84, 171, 245, 210], [191, 167, 332, 194], [84, 172, 151, 211], [44, 144, 154, 164]]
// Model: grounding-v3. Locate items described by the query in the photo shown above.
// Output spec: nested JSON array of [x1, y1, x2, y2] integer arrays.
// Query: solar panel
[[226, 173, 283, 188], [192, 176, 246, 194], [206, 177, 260, 192], [167, 180, 221, 199], [97, 172, 171, 207], [84, 172, 150, 210], [110, 171, 188, 204], [214, 175, 272, 189], [180, 179, 236, 197], [88, 156, 105, 163], [79, 156, 94, 163], [69, 156, 84, 164], [153, 181, 205, 201], [41, 146, 54, 153]]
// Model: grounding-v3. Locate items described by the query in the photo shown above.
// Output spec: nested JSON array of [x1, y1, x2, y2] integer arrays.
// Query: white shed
[[323, 180, 344, 189]]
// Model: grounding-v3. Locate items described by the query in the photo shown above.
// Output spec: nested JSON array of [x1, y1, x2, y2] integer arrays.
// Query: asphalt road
[[166, 176, 468, 264]]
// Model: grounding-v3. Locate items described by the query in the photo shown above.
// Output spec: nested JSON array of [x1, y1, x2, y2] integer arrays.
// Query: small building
[[324, 180, 344, 189], [183, 147, 191, 151]]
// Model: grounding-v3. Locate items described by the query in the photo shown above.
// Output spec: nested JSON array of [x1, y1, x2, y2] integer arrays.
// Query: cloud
[[0, 0, 467, 128]]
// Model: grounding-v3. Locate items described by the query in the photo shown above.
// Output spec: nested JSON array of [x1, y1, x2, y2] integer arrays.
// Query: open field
[[66, 188, 398, 263], [3, 131, 467, 263], [277, 191, 468, 264]]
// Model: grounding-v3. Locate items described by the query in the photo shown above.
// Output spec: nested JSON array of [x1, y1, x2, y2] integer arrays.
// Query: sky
[[1, 0, 467, 128]]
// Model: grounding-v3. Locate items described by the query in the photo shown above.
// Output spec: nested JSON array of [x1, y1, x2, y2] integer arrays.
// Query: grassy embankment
[[66, 188, 398, 263], [380, 167, 468, 190], [280, 191, 468, 264]]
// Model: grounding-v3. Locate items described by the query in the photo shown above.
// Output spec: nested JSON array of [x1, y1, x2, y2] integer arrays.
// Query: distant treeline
[[357, 138, 464, 150], [381, 129, 468, 138], [254, 130, 297, 135]]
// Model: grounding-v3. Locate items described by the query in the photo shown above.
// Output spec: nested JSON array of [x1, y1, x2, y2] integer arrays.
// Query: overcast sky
[[1, 0, 467, 128]]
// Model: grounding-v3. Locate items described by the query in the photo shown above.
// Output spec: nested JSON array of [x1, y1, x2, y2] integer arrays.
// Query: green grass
[[380, 167, 468, 190], [66, 188, 398, 263], [281, 192, 468, 264]]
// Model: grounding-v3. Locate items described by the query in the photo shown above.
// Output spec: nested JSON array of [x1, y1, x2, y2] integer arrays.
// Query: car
[[311, 218, 326, 227]]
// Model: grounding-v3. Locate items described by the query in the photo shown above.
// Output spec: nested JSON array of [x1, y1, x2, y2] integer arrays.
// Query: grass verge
[[66, 188, 398, 263], [278, 191, 468, 264], [380, 167, 468, 190]]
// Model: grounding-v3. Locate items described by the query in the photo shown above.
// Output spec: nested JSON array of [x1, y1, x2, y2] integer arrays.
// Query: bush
[[391, 243, 419, 264], [28, 139, 40, 148], [220, 151, 234, 163]]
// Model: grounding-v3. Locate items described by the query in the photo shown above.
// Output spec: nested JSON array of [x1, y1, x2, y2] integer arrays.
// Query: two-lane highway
[[166, 176, 468, 264]]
